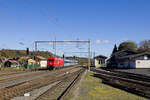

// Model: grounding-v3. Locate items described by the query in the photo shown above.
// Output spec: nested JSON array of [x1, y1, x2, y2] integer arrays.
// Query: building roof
[[36, 56, 46, 60], [28, 59, 36, 63], [117, 52, 150, 60], [113, 50, 136, 58], [1, 58, 8, 63], [94, 55, 107, 59], [5, 60, 19, 64]]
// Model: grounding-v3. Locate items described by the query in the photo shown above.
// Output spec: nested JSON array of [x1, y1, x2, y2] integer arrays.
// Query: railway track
[[0, 66, 80, 88], [91, 68, 150, 82], [0, 66, 81, 100], [91, 68, 150, 98], [0, 70, 27, 77], [0, 69, 36, 77], [0, 71, 44, 82], [0, 65, 80, 79], [58, 68, 85, 100], [35, 68, 85, 100]]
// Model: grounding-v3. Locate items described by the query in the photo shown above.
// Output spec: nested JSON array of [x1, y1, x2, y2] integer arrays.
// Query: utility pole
[[93, 51, 95, 67], [35, 41, 37, 52], [88, 39, 91, 71], [34, 41, 38, 60], [54, 35, 56, 57]]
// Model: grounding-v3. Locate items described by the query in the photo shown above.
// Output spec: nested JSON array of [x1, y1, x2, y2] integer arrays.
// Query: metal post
[[34, 42, 37, 60], [35, 41, 37, 51], [54, 36, 56, 57], [88, 40, 91, 71], [94, 51, 95, 67]]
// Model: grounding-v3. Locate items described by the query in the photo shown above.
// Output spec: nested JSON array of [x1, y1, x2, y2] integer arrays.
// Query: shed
[[94, 55, 107, 68]]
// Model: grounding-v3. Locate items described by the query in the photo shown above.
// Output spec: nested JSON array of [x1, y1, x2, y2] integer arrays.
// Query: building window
[[99, 60, 101, 64]]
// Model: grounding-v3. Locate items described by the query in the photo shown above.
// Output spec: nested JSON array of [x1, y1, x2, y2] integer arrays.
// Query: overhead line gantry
[[34, 40, 91, 71]]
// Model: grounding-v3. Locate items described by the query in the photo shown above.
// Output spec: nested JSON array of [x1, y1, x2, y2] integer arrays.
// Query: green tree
[[26, 48, 29, 55], [1, 51, 8, 58], [118, 41, 138, 52], [0, 49, 53, 58], [18, 57, 28, 67], [112, 44, 118, 54]]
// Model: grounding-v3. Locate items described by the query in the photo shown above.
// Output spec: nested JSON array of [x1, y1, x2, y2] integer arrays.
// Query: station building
[[116, 52, 150, 68], [108, 50, 150, 68]]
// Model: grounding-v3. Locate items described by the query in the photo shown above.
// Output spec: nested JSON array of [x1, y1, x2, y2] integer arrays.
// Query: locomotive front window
[[48, 59, 54, 62]]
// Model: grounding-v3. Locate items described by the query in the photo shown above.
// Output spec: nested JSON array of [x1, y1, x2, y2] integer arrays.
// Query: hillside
[[0, 49, 54, 58]]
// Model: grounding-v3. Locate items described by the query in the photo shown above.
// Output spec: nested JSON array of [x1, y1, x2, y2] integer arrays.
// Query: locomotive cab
[[47, 57, 55, 70], [47, 57, 64, 70]]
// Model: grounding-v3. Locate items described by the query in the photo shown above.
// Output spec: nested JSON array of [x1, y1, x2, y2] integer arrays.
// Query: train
[[47, 57, 78, 70]]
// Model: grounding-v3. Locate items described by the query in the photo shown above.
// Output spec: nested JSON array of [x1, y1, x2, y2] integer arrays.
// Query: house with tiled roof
[[4, 59, 20, 67]]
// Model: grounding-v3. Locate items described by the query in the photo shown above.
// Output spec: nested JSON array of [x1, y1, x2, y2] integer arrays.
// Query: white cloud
[[96, 40, 101, 44], [103, 40, 110, 43], [96, 40, 110, 44]]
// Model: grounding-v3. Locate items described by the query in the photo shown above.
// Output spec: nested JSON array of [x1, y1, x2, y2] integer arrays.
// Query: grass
[[75, 72, 150, 100]]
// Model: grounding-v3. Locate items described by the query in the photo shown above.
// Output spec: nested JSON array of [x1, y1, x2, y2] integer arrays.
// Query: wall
[[40, 60, 47, 68], [95, 59, 106, 68], [117, 63, 123, 68], [95, 59, 101, 68], [136, 60, 150, 68], [129, 62, 136, 68], [117, 61, 135, 68]]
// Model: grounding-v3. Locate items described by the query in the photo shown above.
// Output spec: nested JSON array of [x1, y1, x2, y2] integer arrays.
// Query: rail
[[92, 68, 150, 98]]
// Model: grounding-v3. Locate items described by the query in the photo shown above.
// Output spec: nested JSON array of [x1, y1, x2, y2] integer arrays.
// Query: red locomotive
[[47, 57, 78, 70], [47, 57, 64, 70]]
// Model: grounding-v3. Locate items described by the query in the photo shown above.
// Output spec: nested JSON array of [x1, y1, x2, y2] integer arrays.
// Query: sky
[[0, 0, 150, 57]]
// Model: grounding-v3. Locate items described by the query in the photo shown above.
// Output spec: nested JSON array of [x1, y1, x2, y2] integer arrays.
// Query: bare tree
[[139, 40, 150, 52]]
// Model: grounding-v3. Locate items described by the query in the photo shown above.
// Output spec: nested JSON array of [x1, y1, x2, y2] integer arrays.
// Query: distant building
[[0, 58, 2, 66], [24, 59, 38, 69], [108, 50, 150, 68], [116, 52, 150, 68], [35, 56, 47, 68], [4, 60, 20, 67], [28, 59, 36, 65], [1, 58, 8, 63], [94, 55, 107, 68]]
